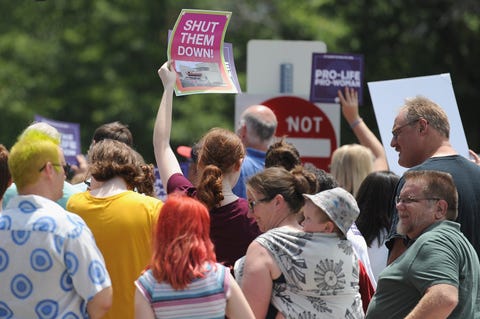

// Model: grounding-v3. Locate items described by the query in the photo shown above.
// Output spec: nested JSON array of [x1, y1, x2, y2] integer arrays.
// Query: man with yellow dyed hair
[[0, 130, 112, 319], [2, 122, 83, 209]]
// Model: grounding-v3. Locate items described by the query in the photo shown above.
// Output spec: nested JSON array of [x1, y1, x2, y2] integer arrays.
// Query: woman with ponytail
[[153, 61, 260, 268]]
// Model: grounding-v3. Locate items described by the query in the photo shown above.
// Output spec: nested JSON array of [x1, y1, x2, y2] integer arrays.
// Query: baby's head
[[302, 187, 360, 238]]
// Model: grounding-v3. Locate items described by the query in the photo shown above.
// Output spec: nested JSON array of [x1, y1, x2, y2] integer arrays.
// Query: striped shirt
[[135, 263, 230, 318]]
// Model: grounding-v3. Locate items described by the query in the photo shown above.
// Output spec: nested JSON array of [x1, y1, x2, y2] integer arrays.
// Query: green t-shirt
[[366, 221, 480, 319]]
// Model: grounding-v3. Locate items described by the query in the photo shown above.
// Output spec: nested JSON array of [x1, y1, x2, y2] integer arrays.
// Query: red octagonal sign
[[261, 96, 337, 171]]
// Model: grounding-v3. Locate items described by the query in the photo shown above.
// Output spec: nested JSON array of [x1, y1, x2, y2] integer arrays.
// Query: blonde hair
[[21, 122, 61, 143], [330, 144, 374, 196], [8, 130, 61, 189]]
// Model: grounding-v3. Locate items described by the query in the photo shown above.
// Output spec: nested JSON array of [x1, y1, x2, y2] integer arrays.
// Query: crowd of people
[[0, 60, 479, 319]]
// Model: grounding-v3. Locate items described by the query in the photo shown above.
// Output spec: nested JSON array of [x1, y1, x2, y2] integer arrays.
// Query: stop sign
[[261, 96, 337, 171]]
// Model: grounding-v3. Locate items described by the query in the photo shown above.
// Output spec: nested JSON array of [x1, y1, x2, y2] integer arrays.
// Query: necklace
[[274, 213, 292, 229]]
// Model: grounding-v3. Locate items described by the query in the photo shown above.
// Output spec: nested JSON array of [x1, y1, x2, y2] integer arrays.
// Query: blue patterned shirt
[[0, 195, 111, 318]]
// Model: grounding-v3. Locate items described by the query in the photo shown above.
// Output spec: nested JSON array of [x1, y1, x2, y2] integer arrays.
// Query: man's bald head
[[238, 105, 278, 151], [241, 105, 277, 124]]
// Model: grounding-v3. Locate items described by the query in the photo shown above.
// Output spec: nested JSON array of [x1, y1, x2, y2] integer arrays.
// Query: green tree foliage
[[0, 0, 347, 163], [0, 0, 231, 161], [1, 1, 169, 161], [1, 0, 479, 164], [330, 0, 480, 147]]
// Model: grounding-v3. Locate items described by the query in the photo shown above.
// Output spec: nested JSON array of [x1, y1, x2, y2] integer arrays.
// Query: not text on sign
[[261, 96, 337, 171]]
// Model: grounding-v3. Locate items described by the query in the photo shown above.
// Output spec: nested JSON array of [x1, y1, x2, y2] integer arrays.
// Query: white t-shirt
[[347, 223, 377, 288], [366, 228, 389, 283]]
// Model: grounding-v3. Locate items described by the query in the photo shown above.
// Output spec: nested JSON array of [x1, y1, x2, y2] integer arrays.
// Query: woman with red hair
[[134, 193, 254, 319]]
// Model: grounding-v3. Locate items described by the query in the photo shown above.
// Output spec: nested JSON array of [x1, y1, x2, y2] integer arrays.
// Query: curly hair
[[88, 139, 155, 196]]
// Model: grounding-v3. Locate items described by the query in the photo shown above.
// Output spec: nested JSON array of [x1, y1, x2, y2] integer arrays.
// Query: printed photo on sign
[[310, 53, 364, 105], [167, 9, 237, 95], [176, 61, 226, 88]]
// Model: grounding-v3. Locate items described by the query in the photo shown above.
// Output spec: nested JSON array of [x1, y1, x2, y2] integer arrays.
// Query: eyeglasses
[[392, 120, 419, 139], [247, 197, 271, 210], [39, 162, 71, 176], [395, 196, 440, 205]]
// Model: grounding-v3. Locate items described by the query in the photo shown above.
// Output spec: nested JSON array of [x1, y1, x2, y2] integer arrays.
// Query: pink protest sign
[[168, 9, 237, 95]]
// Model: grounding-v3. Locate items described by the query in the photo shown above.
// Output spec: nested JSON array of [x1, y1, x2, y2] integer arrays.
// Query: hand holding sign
[[158, 61, 177, 90]]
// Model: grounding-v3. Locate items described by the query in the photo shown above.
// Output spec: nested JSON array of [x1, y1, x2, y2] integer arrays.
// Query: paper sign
[[310, 53, 364, 104], [223, 42, 242, 93], [167, 9, 237, 95], [34, 115, 81, 166], [368, 73, 469, 176], [167, 30, 241, 93]]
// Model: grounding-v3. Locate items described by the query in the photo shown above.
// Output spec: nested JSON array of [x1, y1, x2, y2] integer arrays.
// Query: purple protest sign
[[34, 115, 81, 166], [310, 53, 364, 105], [168, 9, 237, 95], [223, 42, 242, 93]]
